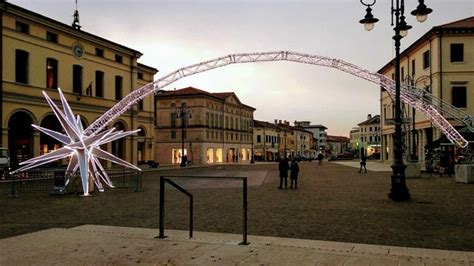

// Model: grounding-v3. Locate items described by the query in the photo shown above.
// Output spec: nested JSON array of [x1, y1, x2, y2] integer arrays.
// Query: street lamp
[[359, 0, 432, 201], [176, 104, 192, 167], [250, 120, 255, 164], [404, 74, 432, 162]]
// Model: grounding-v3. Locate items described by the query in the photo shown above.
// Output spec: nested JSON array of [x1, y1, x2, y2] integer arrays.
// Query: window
[[206, 113, 209, 126], [95, 48, 104, 57], [46, 31, 58, 43], [115, 75, 123, 100], [369, 127, 372, 132], [73, 65, 83, 94], [95, 71, 104, 97], [138, 72, 144, 79], [423, 50, 430, 69], [15, 21, 29, 34], [15, 50, 29, 84], [450, 43, 464, 63], [138, 100, 144, 111], [401, 67, 404, 82], [171, 113, 177, 128], [369, 136, 373, 142], [452, 86, 467, 108], [171, 131, 176, 139], [411, 59, 415, 76], [257, 135, 261, 143], [46, 58, 58, 89], [115, 54, 123, 63]]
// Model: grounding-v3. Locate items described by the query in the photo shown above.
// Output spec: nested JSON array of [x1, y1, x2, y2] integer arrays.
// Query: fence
[[157, 175, 248, 245], [0, 168, 142, 197]]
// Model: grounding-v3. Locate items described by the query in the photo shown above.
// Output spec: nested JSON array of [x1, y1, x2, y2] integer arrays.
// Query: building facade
[[154, 87, 255, 165], [349, 127, 361, 152], [253, 120, 279, 161], [378, 17, 474, 164], [326, 135, 350, 156], [0, 2, 157, 168], [294, 121, 327, 151], [357, 114, 381, 158]]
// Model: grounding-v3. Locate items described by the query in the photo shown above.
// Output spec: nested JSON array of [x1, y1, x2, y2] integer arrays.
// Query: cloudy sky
[[11, 0, 474, 136]]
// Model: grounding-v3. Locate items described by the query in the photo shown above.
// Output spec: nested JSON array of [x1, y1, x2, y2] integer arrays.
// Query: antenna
[[72, 0, 81, 30]]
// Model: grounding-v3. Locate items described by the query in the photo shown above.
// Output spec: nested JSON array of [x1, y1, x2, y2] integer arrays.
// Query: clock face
[[72, 43, 84, 58]]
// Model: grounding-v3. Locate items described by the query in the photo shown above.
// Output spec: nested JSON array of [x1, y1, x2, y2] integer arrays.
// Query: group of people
[[278, 157, 299, 189]]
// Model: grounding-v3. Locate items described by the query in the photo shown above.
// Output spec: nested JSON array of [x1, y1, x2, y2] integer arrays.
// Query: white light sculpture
[[11, 88, 141, 196]]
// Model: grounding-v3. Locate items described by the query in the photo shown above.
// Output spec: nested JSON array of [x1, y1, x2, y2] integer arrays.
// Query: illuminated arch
[[85, 51, 472, 147]]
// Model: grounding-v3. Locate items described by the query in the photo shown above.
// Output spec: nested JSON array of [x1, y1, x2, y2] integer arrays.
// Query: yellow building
[[378, 17, 474, 164], [154, 87, 255, 165], [1, 2, 158, 168], [357, 114, 381, 158]]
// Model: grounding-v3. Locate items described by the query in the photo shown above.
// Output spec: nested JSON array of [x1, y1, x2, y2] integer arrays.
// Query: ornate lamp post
[[359, 0, 432, 201], [176, 104, 192, 167]]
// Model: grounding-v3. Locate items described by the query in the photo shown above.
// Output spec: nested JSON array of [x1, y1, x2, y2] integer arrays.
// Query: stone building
[[357, 114, 381, 158], [294, 121, 327, 151], [154, 87, 255, 165], [0, 2, 157, 168], [379, 16, 474, 164]]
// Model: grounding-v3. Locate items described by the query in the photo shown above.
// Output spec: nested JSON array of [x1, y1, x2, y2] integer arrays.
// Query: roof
[[137, 63, 158, 73], [378, 16, 474, 73], [4, 2, 142, 56], [327, 135, 350, 142], [299, 124, 328, 130], [157, 87, 256, 110], [358, 115, 380, 126], [253, 120, 278, 129]]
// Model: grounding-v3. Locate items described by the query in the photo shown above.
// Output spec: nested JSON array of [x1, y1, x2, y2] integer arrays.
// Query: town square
[[0, 0, 473, 264]]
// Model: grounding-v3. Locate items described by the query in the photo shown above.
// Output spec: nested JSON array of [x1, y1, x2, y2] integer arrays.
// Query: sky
[[10, 0, 474, 136]]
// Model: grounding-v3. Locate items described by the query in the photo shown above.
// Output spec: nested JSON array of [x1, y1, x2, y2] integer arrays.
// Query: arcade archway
[[8, 111, 34, 167]]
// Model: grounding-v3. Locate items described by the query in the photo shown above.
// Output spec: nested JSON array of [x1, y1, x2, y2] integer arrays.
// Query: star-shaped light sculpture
[[11, 88, 141, 196]]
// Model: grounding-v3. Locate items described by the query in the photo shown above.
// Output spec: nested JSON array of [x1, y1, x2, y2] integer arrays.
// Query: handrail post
[[158, 176, 166, 239], [190, 195, 193, 238], [240, 177, 249, 245]]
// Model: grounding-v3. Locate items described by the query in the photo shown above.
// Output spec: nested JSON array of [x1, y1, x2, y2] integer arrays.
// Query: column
[[33, 131, 40, 157]]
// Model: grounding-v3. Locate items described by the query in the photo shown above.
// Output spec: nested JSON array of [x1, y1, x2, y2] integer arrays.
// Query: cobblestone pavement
[[1, 161, 473, 254]]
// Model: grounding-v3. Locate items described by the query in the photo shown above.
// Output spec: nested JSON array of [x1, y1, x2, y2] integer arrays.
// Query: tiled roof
[[358, 115, 380, 126], [158, 87, 256, 110], [327, 135, 350, 142], [434, 16, 474, 29]]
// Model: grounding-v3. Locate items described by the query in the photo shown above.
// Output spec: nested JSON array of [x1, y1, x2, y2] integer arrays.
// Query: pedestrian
[[278, 157, 289, 189], [359, 154, 367, 173], [290, 159, 299, 189], [439, 150, 452, 177], [317, 152, 323, 165]]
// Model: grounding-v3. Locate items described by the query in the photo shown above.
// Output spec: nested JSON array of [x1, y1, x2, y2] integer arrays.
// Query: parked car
[[329, 152, 353, 161]]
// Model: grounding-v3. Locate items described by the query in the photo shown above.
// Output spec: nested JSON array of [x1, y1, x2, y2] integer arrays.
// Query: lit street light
[[176, 104, 192, 167], [359, 0, 432, 201]]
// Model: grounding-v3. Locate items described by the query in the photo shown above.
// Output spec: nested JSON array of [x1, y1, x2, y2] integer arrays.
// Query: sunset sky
[[11, 0, 474, 136]]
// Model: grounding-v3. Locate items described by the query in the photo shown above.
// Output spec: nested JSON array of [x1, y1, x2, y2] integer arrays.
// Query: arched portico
[[8, 110, 35, 167]]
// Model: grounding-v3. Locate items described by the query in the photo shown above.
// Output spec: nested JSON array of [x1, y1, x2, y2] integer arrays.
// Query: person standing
[[317, 152, 324, 165], [278, 157, 289, 189], [359, 154, 367, 173], [290, 159, 300, 189]]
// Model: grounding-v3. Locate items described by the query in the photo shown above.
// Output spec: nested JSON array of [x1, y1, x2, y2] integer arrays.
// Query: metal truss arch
[[85, 51, 472, 147]]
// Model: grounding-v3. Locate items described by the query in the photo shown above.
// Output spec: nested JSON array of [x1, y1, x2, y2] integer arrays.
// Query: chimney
[[279, 120, 282, 124], [367, 114, 372, 120], [274, 119, 278, 124]]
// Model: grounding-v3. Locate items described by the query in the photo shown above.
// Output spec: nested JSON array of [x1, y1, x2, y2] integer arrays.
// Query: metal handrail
[[157, 175, 248, 245]]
